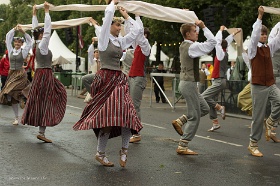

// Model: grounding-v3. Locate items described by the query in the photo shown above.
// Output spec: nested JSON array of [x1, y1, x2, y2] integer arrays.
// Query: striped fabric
[[73, 69, 143, 139], [0, 69, 29, 104], [21, 68, 67, 127]]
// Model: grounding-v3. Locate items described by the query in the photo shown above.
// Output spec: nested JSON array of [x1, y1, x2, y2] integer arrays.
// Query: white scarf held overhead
[[35, 1, 198, 23], [19, 17, 92, 31], [263, 6, 280, 15]]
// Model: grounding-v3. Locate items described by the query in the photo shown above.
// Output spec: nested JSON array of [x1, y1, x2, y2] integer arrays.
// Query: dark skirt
[[0, 69, 29, 104], [73, 69, 142, 139], [21, 68, 67, 127]]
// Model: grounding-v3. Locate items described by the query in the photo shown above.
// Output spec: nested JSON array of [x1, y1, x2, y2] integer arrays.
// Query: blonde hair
[[180, 23, 196, 39]]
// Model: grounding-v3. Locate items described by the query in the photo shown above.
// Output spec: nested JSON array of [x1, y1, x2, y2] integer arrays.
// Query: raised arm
[[189, 20, 217, 58], [215, 26, 225, 61], [135, 15, 150, 56], [118, 7, 140, 50], [17, 25, 32, 59], [248, 6, 264, 60], [98, 0, 116, 51], [38, 2, 51, 55], [32, 4, 38, 29], [5, 27, 16, 58], [268, 22, 280, 57]]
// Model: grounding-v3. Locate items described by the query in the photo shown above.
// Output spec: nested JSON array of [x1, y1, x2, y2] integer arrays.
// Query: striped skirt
[[0, 69, 29, 104], [73, 69, 143, 139], [21, 68, 67, 127]]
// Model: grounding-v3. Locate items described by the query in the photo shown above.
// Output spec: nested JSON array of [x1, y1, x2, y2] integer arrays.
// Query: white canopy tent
[[150, 42, 169, 67], [49, 30, 85, 72]]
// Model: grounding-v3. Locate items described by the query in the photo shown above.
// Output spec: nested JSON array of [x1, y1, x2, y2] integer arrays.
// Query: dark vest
[[251, 46, 275, 86], [129, 45, 146, 77], [212, 52, 228, 78], [179, 42, 199, 82]]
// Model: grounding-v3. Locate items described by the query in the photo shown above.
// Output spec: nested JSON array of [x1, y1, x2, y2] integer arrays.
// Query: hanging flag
[[77, 25, 84, 49]]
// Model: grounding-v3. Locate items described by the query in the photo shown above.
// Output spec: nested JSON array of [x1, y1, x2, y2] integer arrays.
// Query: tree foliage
[[0, 0, 279, 58]]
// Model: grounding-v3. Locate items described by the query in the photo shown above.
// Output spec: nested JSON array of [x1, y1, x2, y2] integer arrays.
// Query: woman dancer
[[0, 25, 31, 125], [73, 0, 142, 167], [21, 2, 67, 143]]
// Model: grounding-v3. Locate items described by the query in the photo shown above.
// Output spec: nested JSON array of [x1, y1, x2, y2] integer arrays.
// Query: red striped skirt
[[0, 69, 29, 104], [21, 68, 67, 127], [73, 69, 142, 139]]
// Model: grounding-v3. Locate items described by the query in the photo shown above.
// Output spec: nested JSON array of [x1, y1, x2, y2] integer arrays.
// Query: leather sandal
[[95, 152, 114, 167], [119, 149, 127, 167]]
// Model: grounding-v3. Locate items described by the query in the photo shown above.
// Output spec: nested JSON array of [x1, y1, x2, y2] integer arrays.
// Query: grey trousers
[[179, 81, 210, 141], [128, 76, 146, 119], [202, 78, 227, 120], [250, 84, 280, 142], [82, 73, 95, 93]]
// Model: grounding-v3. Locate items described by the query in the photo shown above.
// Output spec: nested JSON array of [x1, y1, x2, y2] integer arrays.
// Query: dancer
[[21, 2, 67, 143], [73, 0, 142, 167], [124, 15, 151, 143], [0, 50, 10, 90], [0, 25, 31, 125], [202, 26, 241, 132], [171, 20, 216, 155], [247, 6, 280, 157]]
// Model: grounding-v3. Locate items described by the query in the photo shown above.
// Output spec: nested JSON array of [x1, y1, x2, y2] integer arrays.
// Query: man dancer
[[247, 6, 280, 157], [202, 26, 241, 132], [171, 20, 216, 154], [125, 15, 151, 143]]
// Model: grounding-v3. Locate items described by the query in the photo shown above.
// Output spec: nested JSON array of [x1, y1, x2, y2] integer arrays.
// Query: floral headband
[[112, 17, 124, 24], [13, 37, 25, 43], [31, 27, 44, 33]]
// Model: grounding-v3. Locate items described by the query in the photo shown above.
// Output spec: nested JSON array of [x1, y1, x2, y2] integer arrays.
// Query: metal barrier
[[149, 73, 180, 111]]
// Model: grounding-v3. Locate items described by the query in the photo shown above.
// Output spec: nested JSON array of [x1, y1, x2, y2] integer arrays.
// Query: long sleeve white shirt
[[242, 52, 251, 81], [124, 16, 151, 56], [248, 19, 280, 60], [94, 25, 101, 39], [185, 27, 217, 58], [268, 21, 280, 51], [215, 30, 234, 61], [88, 44, 94, 66], [6, 28, 32, 59], [98, 1, 140, 52]]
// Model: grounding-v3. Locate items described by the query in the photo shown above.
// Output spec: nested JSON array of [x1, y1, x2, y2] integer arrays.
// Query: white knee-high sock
[[97, 131, 110, 153], [122, 127, 132, 149], [39, 126, 46, 134], [11, 104, 18, 119]]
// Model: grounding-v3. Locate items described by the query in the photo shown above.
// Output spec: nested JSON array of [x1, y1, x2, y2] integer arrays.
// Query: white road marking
[[195, 135, 243, 147], [66, 105, 242, 147], [274, 154, 280, 157], [142, 123, 167, 129], [66, 105, 83, 110]]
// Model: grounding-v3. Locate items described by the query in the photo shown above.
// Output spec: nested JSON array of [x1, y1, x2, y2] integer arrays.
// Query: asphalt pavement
[[1, 88, 280, 186]]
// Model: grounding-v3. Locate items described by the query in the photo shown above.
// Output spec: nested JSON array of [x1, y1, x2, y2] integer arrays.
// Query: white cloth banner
[[19, 17, 92, 31], [263, 6, 280, 15], [35, 1, 198, 23]]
